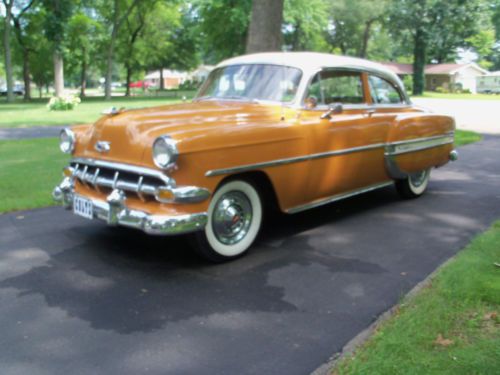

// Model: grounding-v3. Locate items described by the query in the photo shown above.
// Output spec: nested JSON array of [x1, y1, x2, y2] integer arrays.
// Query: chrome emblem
[[95, 141, 111, 153]]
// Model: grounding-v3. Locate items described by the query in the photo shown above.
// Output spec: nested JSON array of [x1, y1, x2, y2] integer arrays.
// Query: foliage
[[46, 95, 81, 111], [402, 75, 413, 93], [335, 220, 500, 375], [194, 0, 252, 63]]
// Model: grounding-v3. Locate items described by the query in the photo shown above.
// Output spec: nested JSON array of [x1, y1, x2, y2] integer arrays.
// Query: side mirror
[[305, 96, 318, 109], [320, 103, 343, 119]]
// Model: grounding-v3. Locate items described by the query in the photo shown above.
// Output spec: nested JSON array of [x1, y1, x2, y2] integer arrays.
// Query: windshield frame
[[194, 63, 304, 105]]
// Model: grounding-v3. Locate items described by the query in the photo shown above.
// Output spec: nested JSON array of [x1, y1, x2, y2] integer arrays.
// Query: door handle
[[366, 108, 376, 116]]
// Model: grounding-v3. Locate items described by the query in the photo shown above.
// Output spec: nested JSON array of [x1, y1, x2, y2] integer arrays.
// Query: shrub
[[436, 86, 449, 94], [47, 95, 81, 111], [403, 75, 413, 93]]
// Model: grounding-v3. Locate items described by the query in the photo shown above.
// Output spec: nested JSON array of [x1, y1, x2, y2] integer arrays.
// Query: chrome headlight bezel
[[60, 128, 76, 154], [152, 136, 179, 169]]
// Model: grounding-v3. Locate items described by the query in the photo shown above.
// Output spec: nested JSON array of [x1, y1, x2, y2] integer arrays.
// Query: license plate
[[73, 195, 93, 220]]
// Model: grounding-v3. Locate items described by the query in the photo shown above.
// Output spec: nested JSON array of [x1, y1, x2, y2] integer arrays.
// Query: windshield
[[196, 64, 302, 103]]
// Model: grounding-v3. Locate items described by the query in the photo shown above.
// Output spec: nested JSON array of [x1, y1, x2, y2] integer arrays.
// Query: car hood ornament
[[95, 141, 111, 153]]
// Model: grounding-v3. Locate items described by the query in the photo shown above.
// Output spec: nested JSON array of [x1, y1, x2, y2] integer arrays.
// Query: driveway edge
[[310, 255, 457, 375]]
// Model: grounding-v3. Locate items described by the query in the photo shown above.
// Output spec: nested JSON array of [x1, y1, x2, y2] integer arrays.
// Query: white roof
[[145, 69, 187, 79], [217, 52, 400, 82], [487, 71, 500, 76]]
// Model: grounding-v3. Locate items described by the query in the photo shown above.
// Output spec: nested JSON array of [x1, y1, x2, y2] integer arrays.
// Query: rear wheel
[[395, 169, 431, 199], [190, 179, 263, 262]]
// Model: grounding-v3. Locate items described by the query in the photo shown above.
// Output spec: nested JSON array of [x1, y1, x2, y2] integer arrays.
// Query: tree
[[283, 0, 329, 51], [246, 0, 284, 53], [328, 0, 390, 58], [194, 0, 252, 63], [390, 0, 484, 95], [11, 0, 37, 100], [2, 0, 15, 102], [66, 10, 102, 97], [97, 0, 140, 100], [42, 0, 74, 97], [467, 29, 496, 69]]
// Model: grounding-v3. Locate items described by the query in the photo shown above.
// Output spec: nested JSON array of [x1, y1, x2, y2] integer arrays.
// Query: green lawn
[[455, 130, 482, 147], [0, 93, 194, 128], [334, 222, 500, 375], [0, 138, 69, 212], [413, 91, 500, 101]]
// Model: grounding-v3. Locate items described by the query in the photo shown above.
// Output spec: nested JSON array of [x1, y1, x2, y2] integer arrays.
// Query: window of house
[[306, 70, 365, 105], [368, 75, 404, 104]]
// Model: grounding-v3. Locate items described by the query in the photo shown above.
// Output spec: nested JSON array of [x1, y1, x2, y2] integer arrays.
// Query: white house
[[477, 71, 500, 94], [190, 65, 215, 83], [144, 69, 189, 89], [424, 63, 488, 94]]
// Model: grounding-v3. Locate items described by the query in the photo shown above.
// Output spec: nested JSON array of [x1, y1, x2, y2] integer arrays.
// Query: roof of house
[[380, 62, 414, 75]]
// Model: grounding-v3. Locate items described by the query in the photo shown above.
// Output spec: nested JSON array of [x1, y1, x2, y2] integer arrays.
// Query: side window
[[306, 70, 365, 106], [368, 75, 404, 104]]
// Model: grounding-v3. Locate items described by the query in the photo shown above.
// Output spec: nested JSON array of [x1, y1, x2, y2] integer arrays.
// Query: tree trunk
[[359, 19, 375, 58], [53, 51, 64, 97], [125, 65, 132, 97], [3, 2, 15, 103], [104, 38, 115, 100], [412, 27, 426, 95], [246, 0, 284, 53], [159, 68, 164, 91], [80, 52, 87, 97], [22, 49, 31, 101]]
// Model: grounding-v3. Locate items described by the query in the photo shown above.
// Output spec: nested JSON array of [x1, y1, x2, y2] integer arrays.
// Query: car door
[[297, 69, 391, 208]]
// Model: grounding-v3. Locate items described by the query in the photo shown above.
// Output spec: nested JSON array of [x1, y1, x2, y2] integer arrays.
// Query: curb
[[310, 255, 457, 375]]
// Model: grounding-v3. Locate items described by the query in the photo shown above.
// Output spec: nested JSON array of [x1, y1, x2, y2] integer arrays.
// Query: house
[[144, 69, 189, 89], [476, 71, 500, 94], [190, 65, 214, 83], [380, 62, 488, 93]]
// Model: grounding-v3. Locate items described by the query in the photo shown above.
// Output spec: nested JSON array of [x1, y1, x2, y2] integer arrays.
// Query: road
[[412, 98, 500, 134], [0, 136, 499, 375]]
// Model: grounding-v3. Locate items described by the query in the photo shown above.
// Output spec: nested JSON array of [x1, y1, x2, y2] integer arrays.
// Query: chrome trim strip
[[206, 133, 454, 177], [71, 157, 174, 186], [206, 142, 385, 177], [286, 181, 393, 214], [384, 134, 454, 156]]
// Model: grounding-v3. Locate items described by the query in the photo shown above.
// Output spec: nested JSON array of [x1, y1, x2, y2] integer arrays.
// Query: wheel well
[[217, 171, 281, 213]]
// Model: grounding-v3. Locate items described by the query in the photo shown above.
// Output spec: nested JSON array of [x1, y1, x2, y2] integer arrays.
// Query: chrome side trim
[[286, 181, 393, 214], [205, 142, 385, 177], [206, 133, 454, 177], [72, 157, 174, 186], [384, 133, 454, 156]]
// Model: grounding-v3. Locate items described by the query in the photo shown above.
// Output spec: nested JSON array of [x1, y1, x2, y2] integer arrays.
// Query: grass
[[455, 130, 482, 147], [334, 222, 500, 375], [0, 138, 69, 213], [413, 91, 500, 101], [0, 92, 195, 128]]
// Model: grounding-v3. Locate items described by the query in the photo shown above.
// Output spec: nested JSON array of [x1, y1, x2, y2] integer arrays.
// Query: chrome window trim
[[205, 133, 454, 177], [71, 157, 174, 186], [286, 181, 393, 214]]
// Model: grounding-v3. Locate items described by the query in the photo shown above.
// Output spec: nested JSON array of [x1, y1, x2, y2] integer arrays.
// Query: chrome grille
[[70, 158, 172, 199]]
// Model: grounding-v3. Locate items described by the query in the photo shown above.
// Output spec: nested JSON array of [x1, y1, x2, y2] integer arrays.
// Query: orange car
[[53, 52, 457, 262]]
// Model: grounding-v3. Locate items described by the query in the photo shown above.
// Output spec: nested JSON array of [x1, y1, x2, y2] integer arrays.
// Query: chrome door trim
[[286, 181, 393, 214], [205, 133, 454, 177]]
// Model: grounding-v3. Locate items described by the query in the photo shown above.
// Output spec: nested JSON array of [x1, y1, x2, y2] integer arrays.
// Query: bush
[[403, 75, 413, 93], [47, 95, 81, 111], [436, 86, 449, 94]]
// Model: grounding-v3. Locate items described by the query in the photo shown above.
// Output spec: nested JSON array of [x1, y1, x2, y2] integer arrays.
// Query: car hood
[[78, 100, 285, 167]]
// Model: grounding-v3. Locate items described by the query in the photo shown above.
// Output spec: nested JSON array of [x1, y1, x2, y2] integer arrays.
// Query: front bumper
[[53, 177, 207, 235]]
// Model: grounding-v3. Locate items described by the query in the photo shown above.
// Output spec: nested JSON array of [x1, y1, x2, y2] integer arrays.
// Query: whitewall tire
[[191, 179, 263, 262], [395, 169, 431, 199]]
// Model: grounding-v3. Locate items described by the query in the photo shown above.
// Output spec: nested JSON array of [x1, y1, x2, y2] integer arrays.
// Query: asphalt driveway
[[0, 136, 499, 375]]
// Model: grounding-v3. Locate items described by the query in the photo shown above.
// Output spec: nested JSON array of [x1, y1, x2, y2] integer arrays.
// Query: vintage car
[[53, 52, 458, 262]]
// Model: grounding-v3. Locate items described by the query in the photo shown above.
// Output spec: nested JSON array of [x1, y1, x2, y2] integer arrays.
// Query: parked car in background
[[0, 84, 25, 96], [128, 80, 153, 89], [477, 72, 500, 94], [53, 52, 457, 262]]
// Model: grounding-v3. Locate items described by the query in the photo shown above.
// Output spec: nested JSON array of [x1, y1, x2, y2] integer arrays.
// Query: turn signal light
[[156, 188, 175, 202]]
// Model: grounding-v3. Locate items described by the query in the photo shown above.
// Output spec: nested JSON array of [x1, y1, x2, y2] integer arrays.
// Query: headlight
[[60, 128, 75, 154], [152, 136, 178, 169]]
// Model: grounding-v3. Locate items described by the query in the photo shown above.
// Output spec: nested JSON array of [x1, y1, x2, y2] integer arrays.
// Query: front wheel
[[190, 179, 263, 263], [395, 169, 431, 199]]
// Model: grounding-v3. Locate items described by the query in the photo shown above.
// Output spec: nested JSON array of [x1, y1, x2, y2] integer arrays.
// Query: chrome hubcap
[[212, 191, 253, 245], [409, 170, 428, 188]]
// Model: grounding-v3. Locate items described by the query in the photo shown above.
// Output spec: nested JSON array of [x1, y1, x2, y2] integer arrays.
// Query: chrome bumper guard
[[53, 177, 207, 235]]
